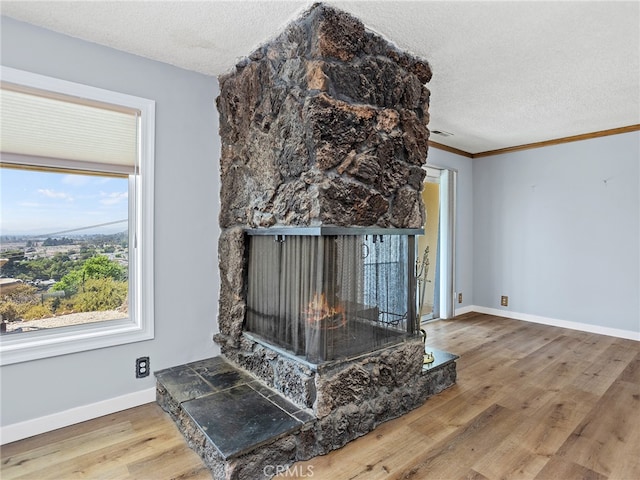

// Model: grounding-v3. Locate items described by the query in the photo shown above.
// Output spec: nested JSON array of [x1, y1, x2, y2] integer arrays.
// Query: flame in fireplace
[[305, 293, 346, 330]]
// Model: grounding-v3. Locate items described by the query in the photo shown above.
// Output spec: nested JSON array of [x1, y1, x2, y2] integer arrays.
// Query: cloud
[[100, 191, 128, 206], [38, 189, 73, 201]]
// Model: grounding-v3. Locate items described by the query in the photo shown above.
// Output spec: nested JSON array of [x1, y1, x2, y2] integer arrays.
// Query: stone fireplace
[[156, 4, 457, 478], [245, 228, 419, 364]]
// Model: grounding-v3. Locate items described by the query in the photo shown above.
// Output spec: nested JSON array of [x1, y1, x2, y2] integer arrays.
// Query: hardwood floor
[[0, 400, 212, 480], [2, 313, 638, 479]]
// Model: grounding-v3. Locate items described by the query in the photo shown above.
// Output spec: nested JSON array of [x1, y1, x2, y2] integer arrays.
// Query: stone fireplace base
[[155, 346, 457, 479]]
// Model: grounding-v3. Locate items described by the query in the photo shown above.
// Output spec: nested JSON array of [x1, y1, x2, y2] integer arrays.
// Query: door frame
[[422, 165, 457, 321]]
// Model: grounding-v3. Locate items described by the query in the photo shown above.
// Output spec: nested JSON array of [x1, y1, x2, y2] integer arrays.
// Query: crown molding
[[428, 124, 640, 159], [472, 124, 640, 158], [427, 141, 473, 158]]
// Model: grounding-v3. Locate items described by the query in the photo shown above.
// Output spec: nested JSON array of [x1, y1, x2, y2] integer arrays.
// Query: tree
[[72, 277, 127, 312], [52, 255, 125, 296], [52, 269, 84, 296], [82, 255, 125, 281]]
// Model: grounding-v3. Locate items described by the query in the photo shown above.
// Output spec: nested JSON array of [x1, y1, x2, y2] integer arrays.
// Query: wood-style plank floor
[[2, 313, 638, 479]]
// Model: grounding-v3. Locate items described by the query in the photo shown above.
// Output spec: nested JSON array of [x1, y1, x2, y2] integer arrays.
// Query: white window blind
[[0, 82, 139, 175]]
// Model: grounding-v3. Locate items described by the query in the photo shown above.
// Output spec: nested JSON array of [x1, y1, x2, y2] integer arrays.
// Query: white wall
[[472, 132, 640, 335], [426, 147, 474, 313], [0, 17, 221, 432]]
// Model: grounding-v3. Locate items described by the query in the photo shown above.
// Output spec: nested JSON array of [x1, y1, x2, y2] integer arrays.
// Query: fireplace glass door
[[246, 233, 416, 363]]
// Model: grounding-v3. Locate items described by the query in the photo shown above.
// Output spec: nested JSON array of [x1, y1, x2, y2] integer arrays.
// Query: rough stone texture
[[216, 3, 430, 230], [157, 354, 456, 480], [223, 339, 316, 409], [314, 340, 424, 418], [217, 2, 431, 350], [223, 336, 426, 419], [214, 227, 247, 349], [205, 4, 442, 478]]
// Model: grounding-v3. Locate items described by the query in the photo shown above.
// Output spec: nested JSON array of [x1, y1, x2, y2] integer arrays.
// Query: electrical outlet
[[136, 357, 150, 378], [458, 293, 463, 304], [500, 296, 509, 307]]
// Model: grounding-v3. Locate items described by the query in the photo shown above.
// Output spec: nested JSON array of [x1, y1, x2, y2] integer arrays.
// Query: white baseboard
[[454, 305, 476, 316], [3, 307, 637, 445], [0, 387, 156, 445], [469, 305, 640, 341]]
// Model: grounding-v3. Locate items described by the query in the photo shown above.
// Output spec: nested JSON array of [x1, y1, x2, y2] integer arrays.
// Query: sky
[[1, 167, 128, 237]]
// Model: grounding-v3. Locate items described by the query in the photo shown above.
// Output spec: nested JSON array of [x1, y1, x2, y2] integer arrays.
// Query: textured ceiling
[[2, 1, 639, 154]]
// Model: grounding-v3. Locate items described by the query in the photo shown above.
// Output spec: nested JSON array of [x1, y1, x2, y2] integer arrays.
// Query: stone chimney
[[216, 3, 432, 352], [217, 2, 431, 231]]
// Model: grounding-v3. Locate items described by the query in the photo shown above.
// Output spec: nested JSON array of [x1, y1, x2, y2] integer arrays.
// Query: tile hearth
[[155, 348, 457, 479], [155, 357, 313, 460]]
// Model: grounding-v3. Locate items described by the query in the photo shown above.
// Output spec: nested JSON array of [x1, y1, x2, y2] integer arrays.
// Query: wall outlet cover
[[136, 357, 150, 378]]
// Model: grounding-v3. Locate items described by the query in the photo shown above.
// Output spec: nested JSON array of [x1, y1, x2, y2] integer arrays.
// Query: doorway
[[417, 166, 456, 322]]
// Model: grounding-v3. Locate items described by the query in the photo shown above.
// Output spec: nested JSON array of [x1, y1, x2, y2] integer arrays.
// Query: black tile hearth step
[[155, 356, 313, 460], [422, 347, 459, 372]]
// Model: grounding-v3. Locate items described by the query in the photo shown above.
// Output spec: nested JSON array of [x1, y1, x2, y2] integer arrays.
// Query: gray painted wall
[[472, 132, 640, 332], [2, 15, 637, 431], [425, 148, 474, 312], [1, 17, 221, 426]]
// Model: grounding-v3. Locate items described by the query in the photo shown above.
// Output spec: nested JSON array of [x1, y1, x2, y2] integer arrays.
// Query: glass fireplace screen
[[246, 229, 418, 363]]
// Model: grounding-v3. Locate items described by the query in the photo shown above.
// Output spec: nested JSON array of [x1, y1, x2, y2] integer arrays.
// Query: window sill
[[0, 317, 153, 365]]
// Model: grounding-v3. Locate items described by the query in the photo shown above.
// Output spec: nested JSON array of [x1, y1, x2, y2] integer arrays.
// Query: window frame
[[0, 66, 155, 365]]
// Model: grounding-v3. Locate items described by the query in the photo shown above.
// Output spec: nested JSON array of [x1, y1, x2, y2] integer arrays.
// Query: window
[[0, 67, 155, 365]]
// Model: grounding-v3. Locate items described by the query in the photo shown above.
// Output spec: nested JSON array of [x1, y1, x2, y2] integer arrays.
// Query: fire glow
[[305, 293, 346, 330]]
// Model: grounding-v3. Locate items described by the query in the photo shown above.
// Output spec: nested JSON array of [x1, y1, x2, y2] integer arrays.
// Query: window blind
[[0, 83, 139, 175]]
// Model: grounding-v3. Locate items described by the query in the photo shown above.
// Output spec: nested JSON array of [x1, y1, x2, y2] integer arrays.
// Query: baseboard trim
[[454, 305, 476, 316], [470, 306, 640, 341], [3, 307, 637, 444], [0, 387, 156, 445]]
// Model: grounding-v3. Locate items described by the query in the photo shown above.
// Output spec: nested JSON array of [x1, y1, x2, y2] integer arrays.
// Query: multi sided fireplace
[[155, 6, 460, 478], [245, 227, 421, 364]]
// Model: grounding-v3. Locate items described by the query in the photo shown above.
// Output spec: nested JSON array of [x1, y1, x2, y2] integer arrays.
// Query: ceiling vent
[[432, 130, 453, 137]]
